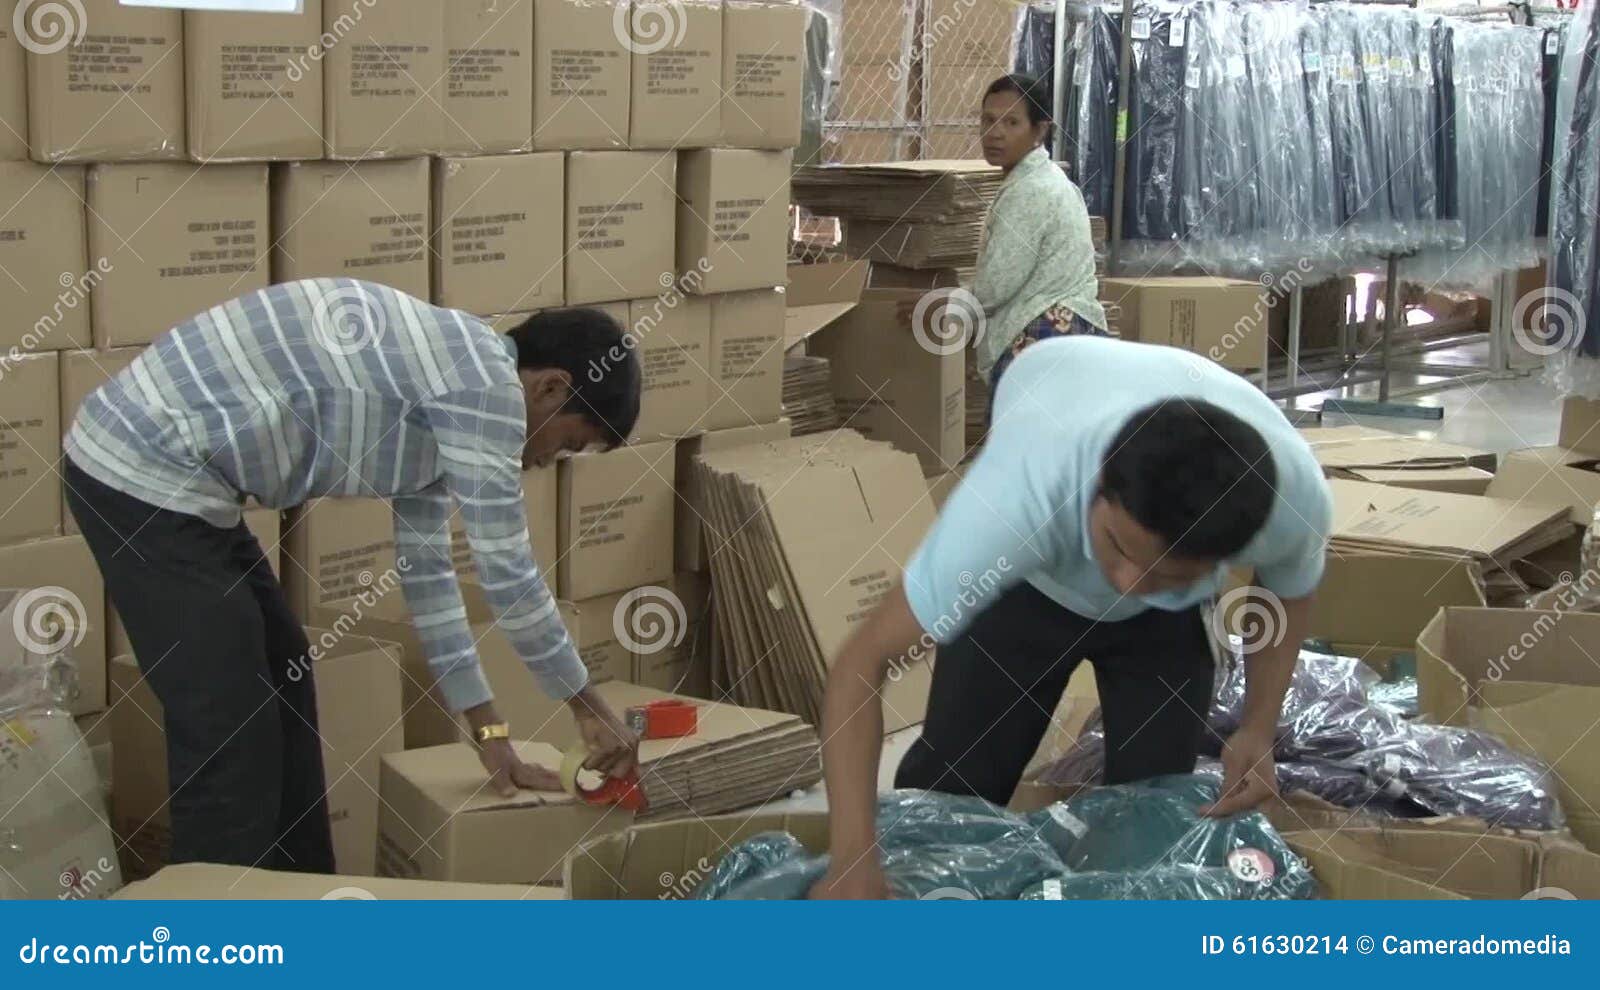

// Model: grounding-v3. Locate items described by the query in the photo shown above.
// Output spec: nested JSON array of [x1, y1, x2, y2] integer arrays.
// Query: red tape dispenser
[[626, 699, 698, 739], [558, 747, 646, 812]]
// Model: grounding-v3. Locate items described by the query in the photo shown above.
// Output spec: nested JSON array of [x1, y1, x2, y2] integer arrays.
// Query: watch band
[[474, 722, 511, 745]]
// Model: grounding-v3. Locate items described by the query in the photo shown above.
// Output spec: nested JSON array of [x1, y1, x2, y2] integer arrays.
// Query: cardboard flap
[[1558, 398, 1600, 455], [383, 741, 576, 814], [1416, 607, 1475, 727], [1486, 446, 1600, 525], [1328, 478, 1569, 558], [1310, 554, 1485, 648], [785, 302, 860, 350], [785, 260, 868, 307], [1302, 425, 1494, 471]]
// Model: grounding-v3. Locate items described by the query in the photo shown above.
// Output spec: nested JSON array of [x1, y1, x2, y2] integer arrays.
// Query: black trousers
[[897, 581, 1218, 806], [65, 460, 334, 873]]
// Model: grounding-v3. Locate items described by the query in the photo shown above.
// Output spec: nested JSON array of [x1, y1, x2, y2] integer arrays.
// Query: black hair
[[984, 73, 1053, 135], [506, 307, 640, 447], [1099, 400, 1278, 560]]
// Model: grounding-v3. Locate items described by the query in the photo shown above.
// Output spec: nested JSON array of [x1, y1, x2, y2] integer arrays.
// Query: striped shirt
[[65, 278, 586, 713]]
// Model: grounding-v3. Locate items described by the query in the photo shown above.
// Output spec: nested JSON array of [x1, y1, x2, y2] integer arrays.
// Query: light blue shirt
[[904, 337, 1331, 640]]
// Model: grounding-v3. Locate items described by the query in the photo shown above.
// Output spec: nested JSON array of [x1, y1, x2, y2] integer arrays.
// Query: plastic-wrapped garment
[[694, 780, 1316, 900], [1208, 647, 1404, 761], [1298, 9, 1348, 274], [1368, 674, 1419, 719], [1179, 1, 1263, 273], [1120, 3, 1190, 267], [1407, 23, 1546, 288], [1342, 723, 1565, 831], [1014, 2, 1058, 105], [1241, 0, 1326, 272], [797, 4, 832, 169], [1320, 4, 1389, 255], [1429, 15, 1460, 230], [1547, 0, 1600, 382], [1067, 5, 1121, 220], [1194, 756, 1430, 820], [1536, 23, 1566, 239]]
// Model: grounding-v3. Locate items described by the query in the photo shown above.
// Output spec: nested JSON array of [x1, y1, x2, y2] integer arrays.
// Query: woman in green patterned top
[[972, 74, 1109, 395]]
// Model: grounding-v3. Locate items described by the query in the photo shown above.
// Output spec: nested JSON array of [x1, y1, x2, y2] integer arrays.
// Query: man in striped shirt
[[65, 278, 642, 872]]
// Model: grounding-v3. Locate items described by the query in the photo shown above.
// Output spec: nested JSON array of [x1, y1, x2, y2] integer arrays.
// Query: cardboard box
[[1418, 607, 1600, 850], [926, 61, 1012, 124], [1, 20, 25, 160], [87, 163, 269, 348], [927, 0, 1015, 68], [704, 288, 785, 430], [1286, 828, 1542, 900], [432, 152, 564, 314], [281, 497, 410, 625], [808, 289, 966, 474], [675, 419, 791, 571], [1099, 276, 1270, 371], [379, 740, 631, 885], [532, 0, 631, 151], [568, 809, 828, 897], [0, 707, 121, 900], [630, 295, 713, 441], [0, 353, 62, 544], [440, 0, 534, 154], [720, 1, 805, 149], [25, 0, 184, 162], [924, 124, 981, 161], [0, 537, 106, 714], [628, 572, 712, 694], [835, 63, 908, 123], [784, 259, 867, 348], [570, 588, 635, 687], [677, 149, 790, 295], [59, 347, 142, 535], [110, 628, 404, 878], [185, 2, 324, 161], [927, 463, 967, 513], [114, 863, 563, 900], [322, 0, 443, 159], [1489, 446, 1600, 526], [1, 163, 90, 355], [557, 440, 676, 600], [629, 0, 722, 149], [1307, 553, 1485, 675], [1328, 478, 1572, 566], [564, 151, 676, 305], [271, 158, 429, 297]]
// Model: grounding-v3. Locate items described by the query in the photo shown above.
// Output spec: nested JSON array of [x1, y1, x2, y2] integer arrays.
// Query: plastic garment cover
[[1120, 3, 1190, 269], [1404, 22, 1546, 288], [1014, 2, 1059, 106], [1547, 0, 1600, 387], [1036, 645, 1566, 831], [1368, 674, 1419, 719], [1066, 5, 1122, 220], [693, 780, 1317, 900], [1179, 1, 1263, 273], [797, 3, 833, 169]]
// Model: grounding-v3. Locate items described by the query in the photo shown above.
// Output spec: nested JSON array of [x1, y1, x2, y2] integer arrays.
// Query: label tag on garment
[[1042, 878, 1064, 900], [1185, 63, 1202, 89], [1303, 51, 1323, 74], [1131, 16, 1152, 41], [1170, 15, 1186, 47], [1547, 33, 1560, 56], [1048, 804, 1089, 838], [1228, 55, 1247, 81], [1228, 848, 1276, 885]]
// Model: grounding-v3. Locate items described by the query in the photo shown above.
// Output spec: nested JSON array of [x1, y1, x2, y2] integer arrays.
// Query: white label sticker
[[1547, 34, 1560, 56], [1185, 64, 1202, 89], [1171, 16, 1187, 47], [1042, 878, 1064, 900], [1048, 804, 1089, 838], [1227, 848, 1277, 884], [1303, 51, 1323, 74], [1228, 55, 1247, 80], [1131, 16, 1152, 41]]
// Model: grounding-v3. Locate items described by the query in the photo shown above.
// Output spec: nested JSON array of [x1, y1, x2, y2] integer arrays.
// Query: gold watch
[[473, 722, 511, 746]]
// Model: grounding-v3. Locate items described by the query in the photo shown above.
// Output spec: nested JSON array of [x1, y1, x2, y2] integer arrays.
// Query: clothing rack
[[1044, 0, 1549, 412]]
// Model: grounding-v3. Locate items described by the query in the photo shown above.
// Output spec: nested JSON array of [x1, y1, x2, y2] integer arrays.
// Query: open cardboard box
[[1418, 607, 1600, 850], [1285, 828, 1545, 900], [1487, 397, 1600, 526], [1310, 553, 1486, 675], [784, 259, 868, 351]]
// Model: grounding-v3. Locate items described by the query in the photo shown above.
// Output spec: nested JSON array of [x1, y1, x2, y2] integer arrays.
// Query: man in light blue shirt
[[811, 336, 1332, 899]]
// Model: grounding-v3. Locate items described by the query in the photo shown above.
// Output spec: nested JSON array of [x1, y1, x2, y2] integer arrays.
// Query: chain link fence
[[821, 0, 1027, 163]]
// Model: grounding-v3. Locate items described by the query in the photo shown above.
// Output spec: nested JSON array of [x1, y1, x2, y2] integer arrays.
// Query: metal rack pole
[[1380, 255, 1400, 401], [1051, 0, 1069, 162], [1286, 286, 1304, 393]]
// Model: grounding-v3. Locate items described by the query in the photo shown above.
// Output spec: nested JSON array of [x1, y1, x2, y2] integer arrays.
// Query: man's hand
[[1200, 725, 1279, 818], [462, 701, 563, 798], [477, 738, 563, 798], [568, 685, 639, 778], [808, 859, 892, 900]]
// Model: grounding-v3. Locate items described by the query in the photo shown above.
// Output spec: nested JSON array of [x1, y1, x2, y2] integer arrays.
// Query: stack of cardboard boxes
[[0, 0, 821, 897]]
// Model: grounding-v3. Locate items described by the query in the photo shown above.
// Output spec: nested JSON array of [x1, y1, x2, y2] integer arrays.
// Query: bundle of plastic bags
[[694, 778, 1318, 900]]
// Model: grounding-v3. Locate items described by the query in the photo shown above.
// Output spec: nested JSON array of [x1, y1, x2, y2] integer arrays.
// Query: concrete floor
[[756, 350, 1565, 818]]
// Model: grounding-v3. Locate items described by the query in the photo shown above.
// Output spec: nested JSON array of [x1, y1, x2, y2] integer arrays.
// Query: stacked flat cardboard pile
[[602, 682, 822, 821], [1302, 426, 1496, 495], [840, 217, 985, 269], [791, 160, 1004, 224], [691, 431, 935, 729], [1327, 479, 1572, 603], [782, 354, 840, 435]]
